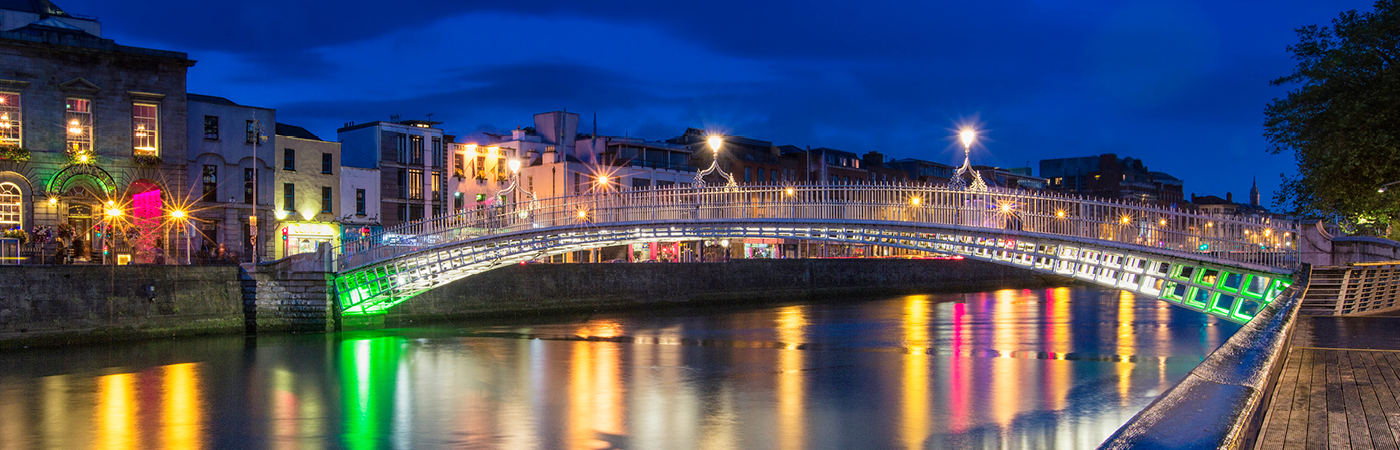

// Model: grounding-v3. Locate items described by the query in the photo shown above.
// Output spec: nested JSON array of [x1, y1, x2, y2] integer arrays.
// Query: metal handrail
[[334, 183, 1301, 273]]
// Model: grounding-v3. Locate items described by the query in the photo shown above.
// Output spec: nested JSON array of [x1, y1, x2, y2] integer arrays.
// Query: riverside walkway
[[1258, 315, 1400, 449]]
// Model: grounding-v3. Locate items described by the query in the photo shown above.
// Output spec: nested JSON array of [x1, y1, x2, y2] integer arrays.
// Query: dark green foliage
[[1265, 0, 1400, 233]]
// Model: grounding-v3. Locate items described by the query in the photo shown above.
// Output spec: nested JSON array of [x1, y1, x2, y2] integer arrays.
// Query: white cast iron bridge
[[332, 184, 1298, 322]]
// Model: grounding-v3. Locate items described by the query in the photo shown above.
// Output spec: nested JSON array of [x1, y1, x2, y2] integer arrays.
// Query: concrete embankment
[[387, 258, 1071, 325], [0, 265, 244, 349], [0, 258, 1071, 347]]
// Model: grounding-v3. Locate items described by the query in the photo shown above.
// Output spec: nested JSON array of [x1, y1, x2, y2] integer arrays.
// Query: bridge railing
[[335, 183, 1300, 272]]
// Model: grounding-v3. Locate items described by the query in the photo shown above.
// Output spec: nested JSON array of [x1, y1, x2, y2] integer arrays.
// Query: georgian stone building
[[0, 1, 194, 263]]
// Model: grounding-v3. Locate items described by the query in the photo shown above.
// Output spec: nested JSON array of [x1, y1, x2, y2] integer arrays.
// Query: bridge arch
[[333, 184, 1297, 323]]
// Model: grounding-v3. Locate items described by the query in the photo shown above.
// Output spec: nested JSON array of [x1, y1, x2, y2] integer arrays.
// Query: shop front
[[275, 221, 340, 259]]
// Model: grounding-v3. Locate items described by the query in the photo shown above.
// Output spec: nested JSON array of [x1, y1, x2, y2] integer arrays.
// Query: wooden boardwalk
[[1257, 316, 1400, 449]]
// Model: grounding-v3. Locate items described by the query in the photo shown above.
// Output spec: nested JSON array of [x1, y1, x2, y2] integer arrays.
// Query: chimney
[[1226, 192, 1232, 203], [526, 148, 539, 162], [1191, 193, 1197, 203], [543, 146, 557, 164]]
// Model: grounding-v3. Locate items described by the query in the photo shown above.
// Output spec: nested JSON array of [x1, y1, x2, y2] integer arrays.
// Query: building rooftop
[[0, 0, 71, 16], [276, 123, 322, 141]]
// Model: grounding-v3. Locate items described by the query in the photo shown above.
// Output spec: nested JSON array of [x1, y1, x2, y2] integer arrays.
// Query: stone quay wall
[[389, 258, 1068, 324], [0, 265, 243, 348]]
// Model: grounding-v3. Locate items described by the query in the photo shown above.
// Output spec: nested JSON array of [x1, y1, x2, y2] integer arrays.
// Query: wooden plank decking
[[1257, 316, 1400, 449]]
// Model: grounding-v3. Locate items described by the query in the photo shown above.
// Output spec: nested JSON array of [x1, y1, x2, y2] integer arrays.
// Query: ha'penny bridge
[[255, 180, 1400, 448], [330, 183, 1299, 323]]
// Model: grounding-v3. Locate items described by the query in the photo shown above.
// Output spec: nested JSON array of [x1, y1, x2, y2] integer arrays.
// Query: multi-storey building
[[889, 158, 955, 185], [339, 166, 381, 243], [669, 128, 778, 185], [271, 123, 340, 259], [186, 94, 275, 261], [1040, 153, 1183, 204], [862, 152, 907, 184], [0, 2, 195, 263], [338, 119, 446, 227]]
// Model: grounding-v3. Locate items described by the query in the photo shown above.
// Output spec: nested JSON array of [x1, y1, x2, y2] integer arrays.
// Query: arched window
[[0, 182, 20, 227]]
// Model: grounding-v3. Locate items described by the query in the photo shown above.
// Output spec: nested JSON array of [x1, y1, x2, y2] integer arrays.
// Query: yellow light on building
[[170, 210, 186, 219]]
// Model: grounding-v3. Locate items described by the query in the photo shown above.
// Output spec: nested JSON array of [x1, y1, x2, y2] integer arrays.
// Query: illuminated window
[[495, 157, 506, 181], [132, 103, 158, 156], [0, 182, 19, 226], [0, 93, 20, 146], [203, 115, 218, 140], [66, 98, 92, 155], [355, 189, 365, 215], [475, 155, 486, 180], [408, 169, 423, 200], [431, 171, 441, 199]]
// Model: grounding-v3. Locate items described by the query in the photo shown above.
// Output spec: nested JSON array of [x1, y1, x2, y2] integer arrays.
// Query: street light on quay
[[1378, 180, 1400, 193]]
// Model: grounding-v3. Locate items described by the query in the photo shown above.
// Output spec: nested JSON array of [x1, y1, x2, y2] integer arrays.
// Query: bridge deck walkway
[[1259, 316, 1400, 449]]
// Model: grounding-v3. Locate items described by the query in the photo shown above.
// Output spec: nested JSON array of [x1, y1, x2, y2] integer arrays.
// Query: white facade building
[[186, 94, 276, 261]]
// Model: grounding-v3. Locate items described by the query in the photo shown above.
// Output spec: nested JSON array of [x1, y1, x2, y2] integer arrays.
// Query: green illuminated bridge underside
[[332, 184, 1297, 323]]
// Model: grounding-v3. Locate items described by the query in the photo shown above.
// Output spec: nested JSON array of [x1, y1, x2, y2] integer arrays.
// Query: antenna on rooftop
[[389, 114, 401, 122]]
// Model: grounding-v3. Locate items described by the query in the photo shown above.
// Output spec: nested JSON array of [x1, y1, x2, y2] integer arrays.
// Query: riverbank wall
[[0, 265, 244, 349], [0, 258, 1070, 347], [386, 258, 1069, 326]]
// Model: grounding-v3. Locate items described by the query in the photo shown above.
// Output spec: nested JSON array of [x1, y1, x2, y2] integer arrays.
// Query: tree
[[1265, 0, 1400, 234]]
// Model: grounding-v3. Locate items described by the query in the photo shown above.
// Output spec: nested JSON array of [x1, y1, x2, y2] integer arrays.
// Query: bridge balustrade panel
[[331, 184, 1299, 320]]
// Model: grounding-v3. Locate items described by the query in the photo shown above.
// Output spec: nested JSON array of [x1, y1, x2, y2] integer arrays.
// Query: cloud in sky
[[61, 0, 1378, 203]]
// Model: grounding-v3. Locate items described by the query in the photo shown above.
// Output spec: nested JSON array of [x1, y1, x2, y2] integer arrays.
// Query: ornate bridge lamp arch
[[693, 135, 736, 188], [492, 158, 537, 230]]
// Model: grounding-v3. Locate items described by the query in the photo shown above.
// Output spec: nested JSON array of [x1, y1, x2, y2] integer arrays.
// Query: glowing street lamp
[[170, 209, 191, 264], [693, 135, 736, 187], [960, 129, 976, 149], [507, 158, 521, 173]]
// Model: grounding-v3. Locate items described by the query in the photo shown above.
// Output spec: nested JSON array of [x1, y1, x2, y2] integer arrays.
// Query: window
[[408, 169, 423, 200], [495, 157, 507, 182], [410, 135, 423, 164], [396, 134, 406, 163], [772, 170, 779, 183], [431, 171, 441, 200], [396, 204, 407, 223], [131, 103, 158, 156], [573, 173, 580, 195], [283, 148, 295, 171], [244, 168, 255, 204], [0, 183, 19, 226], [203, 115, 218, 140], [475, 155, 486, 180], [355, 189, 366, 215], [757, 168, 765, 183], [321, 186, 332, 213], [283, 183, 295, 211], [64, 98, 94, 157], [0, 92, 19, 146], [453, 152, 464, 174], [321, 153, 332, 174], [396, 169, 407, 199], [409, 205, 423, 221], [744, 167, 751, 182], [246, 120, 257, 144], [432, 137, 442, 168], [201, 165, 218, 203]]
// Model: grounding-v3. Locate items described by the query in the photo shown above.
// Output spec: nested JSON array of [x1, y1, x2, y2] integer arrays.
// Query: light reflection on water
[[0, 287, 1238, 449]]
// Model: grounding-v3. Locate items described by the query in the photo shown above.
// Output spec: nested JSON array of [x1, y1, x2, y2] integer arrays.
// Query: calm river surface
[[0, 286, 1239, 449]]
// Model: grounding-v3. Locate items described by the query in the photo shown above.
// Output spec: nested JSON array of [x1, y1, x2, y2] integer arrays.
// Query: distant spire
[[1249, 175, 1261, 207]]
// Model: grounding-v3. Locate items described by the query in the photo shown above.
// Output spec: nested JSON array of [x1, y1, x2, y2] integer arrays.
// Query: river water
[[0, 286, 1238, 449]]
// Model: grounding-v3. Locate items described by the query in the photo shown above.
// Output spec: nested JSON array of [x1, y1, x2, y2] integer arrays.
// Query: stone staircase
[[1299, 266, 1345, 315]]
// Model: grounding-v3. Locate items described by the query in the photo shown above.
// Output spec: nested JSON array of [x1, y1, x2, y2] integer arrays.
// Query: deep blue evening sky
[[62, 0, 1374, 205]]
